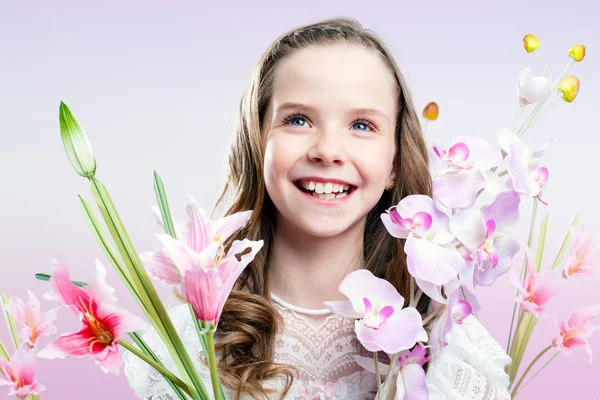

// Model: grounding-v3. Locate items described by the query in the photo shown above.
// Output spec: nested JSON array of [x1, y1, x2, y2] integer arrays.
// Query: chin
[[291, 214, 364, 239]]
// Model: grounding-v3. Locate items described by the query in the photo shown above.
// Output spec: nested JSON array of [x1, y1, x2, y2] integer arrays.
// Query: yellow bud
[[423, 102, 439, 121], [523, 34, 540, 53], [557, 76, 580, 103], [569, 45, 586, 62]]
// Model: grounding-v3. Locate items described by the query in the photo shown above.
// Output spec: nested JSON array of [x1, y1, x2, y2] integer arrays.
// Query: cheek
[[347, 139, 396, 184], [263, 134, 299, 187]]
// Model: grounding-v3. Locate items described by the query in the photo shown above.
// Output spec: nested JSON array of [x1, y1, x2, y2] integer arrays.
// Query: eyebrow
[[274, 102, 390, 119]]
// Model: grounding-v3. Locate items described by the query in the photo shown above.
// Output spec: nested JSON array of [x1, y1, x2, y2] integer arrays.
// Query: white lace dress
[[123, 293, 511, 400]]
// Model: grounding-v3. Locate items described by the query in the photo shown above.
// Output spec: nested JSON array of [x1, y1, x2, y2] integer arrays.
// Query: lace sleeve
[[122, 303, 216, 400], [425, 315, 512, 400]]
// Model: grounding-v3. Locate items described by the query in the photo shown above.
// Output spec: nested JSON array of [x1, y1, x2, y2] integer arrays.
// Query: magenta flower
[[0, 347, 46, 399], [381, 195, 466, 302], [450, 190, 521, 286], [140, 195, 253, 284], [37, 258, 147, 374], [325, 270, 427, 354], [182, 238, 263, 331], [511, 251, 558, 317], [563, 226, 598, 280], [552, 305, 600, 363], [4, 291, 58, 348], [432, 136, 503, 210]]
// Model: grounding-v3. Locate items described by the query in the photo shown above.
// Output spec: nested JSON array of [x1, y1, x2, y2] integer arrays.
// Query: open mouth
[[293, 180, 357, 200]]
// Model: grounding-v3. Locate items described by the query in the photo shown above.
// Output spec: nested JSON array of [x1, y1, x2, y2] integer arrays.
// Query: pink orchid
[[562, 226, 598, 280], [511, 251, 558, 317], [325, 269, 427, 354], [140, 194, 253, 284], [432, 136, 503, 209], [37, 258, 146, 374], [0, 347, 45, 399], [450, 190, 521, 286], [497, 129, 550, 205], [517, 66, 550, 106], [299, 380, 337, 400], [354, 344, 430, 400], [552, 305, 600, 363], [381, 195, 466, 302], [4, 291, 58, 348], [182, 238, 263, 331]]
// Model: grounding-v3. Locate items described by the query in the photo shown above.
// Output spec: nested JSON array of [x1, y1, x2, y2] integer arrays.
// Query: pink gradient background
[[1, 0, 598, 398]]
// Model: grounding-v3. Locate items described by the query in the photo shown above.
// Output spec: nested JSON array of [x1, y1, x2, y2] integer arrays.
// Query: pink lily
[[182, 238, 263, 331], [4, 291, 58, 348], [354, 344, 430, 400], [37, 258, 146, 374], [497, 129, 550, 205], [325, 269, 427, 354], [0, 347, 45, 399], [450, 190, 521, 286], [552, 305, 600, 363], [517, 66, 549, 106], [562, 226, 598, 280], [432, 136, 503, 209], [140, 194, 253, 284], [381, 195, 466, 302], [511, 251, 558, 317]]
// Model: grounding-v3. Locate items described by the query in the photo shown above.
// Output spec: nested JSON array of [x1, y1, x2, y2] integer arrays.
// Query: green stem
[[119, 340, 192, 398], [512, 105, 525, 131], [551, 214, 580, 270], [0, 338, 9, 361], [373, 352, 383, 395], [534, 50, 552, 81], [381, 352, 400, 399], [510, 345, 552, 398], [509, 314, 538, 384], [1, 293, 21, 350], [206, 331, 222, 400], [512, 351, 559, 397]]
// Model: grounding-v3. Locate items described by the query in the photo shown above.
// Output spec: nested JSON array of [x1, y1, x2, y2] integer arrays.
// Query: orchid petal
[[475, 238, 520, 286], [405, 236, 466, 286], [324, 300, 362, 319], [338, 269, 404, 315], [398, 364, 429, 400], [450, 210, 485, 249], [353, 355, 391, 375], [482, 190, 521, 229], [433, 169, 486, 210]]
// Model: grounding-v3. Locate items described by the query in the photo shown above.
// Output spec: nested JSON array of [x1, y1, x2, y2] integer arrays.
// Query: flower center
[[362, 298, 394, 330], [78, 296, 114, 351]]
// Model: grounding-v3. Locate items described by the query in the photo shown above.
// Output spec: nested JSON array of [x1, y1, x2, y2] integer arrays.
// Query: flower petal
[[450, 210, 485, 249], [185, 194, 212, 253], [475, 238, 520, 286], [139, 248, 182, 284], [433, 169, 486, 210], [338, 270, 404, 314], [398, 364, 429, 400], [324, 300, 362, 319], [357, 307, 427, 354], [405, 236, 466, 286], [213, 210, 253, 242], [482, 190, 521, 229]]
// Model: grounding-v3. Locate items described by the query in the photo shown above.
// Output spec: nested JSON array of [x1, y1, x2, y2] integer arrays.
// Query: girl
[[124, 17, 511, 400]]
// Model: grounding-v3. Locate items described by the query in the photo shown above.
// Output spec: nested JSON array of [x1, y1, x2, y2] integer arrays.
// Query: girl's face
[[263, 43, 398, 238]]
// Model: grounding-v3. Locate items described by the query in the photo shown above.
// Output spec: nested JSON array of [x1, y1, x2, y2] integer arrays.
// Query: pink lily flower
[[517, 66, 549, 106], [4, 291, 58, 348], [381, 195, 466, 302], [552, 305, 600, 363], [563, 226, 598, 280], [511, 251, 558, 317], [432, 136, 503, 209], [140, 194, 253, 284], [497, 129, 550, 205], [37, 258, 146, 374], [325, 269, 427, 354], [450, 190, 521, 286], [182, 238, 263, 331], [0, 347, 45, 399], [354, 344, 430, 400]]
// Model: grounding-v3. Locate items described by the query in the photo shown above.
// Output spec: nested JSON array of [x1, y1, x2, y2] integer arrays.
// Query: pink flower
[[300, 381, 336, 400], [381, 195, 466, 302], [37, 258, 146, 374], [4, 291, 58, 348], [182, 238, 263, 331], [325, 270, 427, 354], [563, 226, 598, 280], [552, 305, 600, 363], [140, 195, 253, 284], [511, 251, 558, 317], [0, 347, 45, 399]]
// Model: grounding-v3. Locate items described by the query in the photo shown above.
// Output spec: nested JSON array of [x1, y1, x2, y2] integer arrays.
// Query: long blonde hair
[[210, 17, 432, 399]]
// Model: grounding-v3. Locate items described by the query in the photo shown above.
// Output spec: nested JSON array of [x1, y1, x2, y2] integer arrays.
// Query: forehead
[[270, 44, 398, 117]]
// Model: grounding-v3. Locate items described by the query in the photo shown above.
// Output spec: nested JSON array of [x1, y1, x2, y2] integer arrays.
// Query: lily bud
[[423, 102, 439, 121], [568, 45, 586, 62], [59, 102, 97, 177], [557, 76, 580, 103], [523, 34, 539, 53]]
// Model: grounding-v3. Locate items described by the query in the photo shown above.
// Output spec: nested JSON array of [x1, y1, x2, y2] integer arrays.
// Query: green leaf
[[1, 293, 21, 350], [536, 215, 549, 273], [153, 171, 178, 239], [35, 273, 87, 287], [58, 102, 96, 178], [551, 214, 580, 270], [0, 337, 10, 361]]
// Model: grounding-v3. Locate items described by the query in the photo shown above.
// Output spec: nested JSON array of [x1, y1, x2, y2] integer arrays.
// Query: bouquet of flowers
[[0, 34, 596, 400]]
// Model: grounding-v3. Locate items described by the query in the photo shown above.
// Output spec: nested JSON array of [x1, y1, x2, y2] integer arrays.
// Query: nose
[[307, 130, 347, 166]]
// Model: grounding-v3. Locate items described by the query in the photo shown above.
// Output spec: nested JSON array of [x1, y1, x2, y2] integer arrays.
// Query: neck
[[269, 215, 365, 309]]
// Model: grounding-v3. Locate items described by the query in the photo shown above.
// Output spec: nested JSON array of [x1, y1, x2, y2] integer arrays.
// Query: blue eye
[[353, 122, 368, 131], [289, 117, 307, 127]]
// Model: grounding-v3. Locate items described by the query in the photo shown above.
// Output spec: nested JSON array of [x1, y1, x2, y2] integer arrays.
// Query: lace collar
[[270, 292, 333, 316]]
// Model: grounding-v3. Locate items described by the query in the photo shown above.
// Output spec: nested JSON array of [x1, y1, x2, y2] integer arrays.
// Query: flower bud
[[523, 34, 540, 53], [568, 45, 585, 62], [557, 76, 580, 103], [59, 102, 97, 177], [423, 102, 439, 121]]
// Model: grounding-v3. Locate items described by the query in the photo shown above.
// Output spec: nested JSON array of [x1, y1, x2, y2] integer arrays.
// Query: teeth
[[311, 191, 349, 200], [315, 182, 325, 194], [308, 182, 316, 191], [324, 182, 333, 194]]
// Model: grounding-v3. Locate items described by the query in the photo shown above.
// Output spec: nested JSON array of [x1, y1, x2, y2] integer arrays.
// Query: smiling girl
[[124, 17, 511, 400]]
